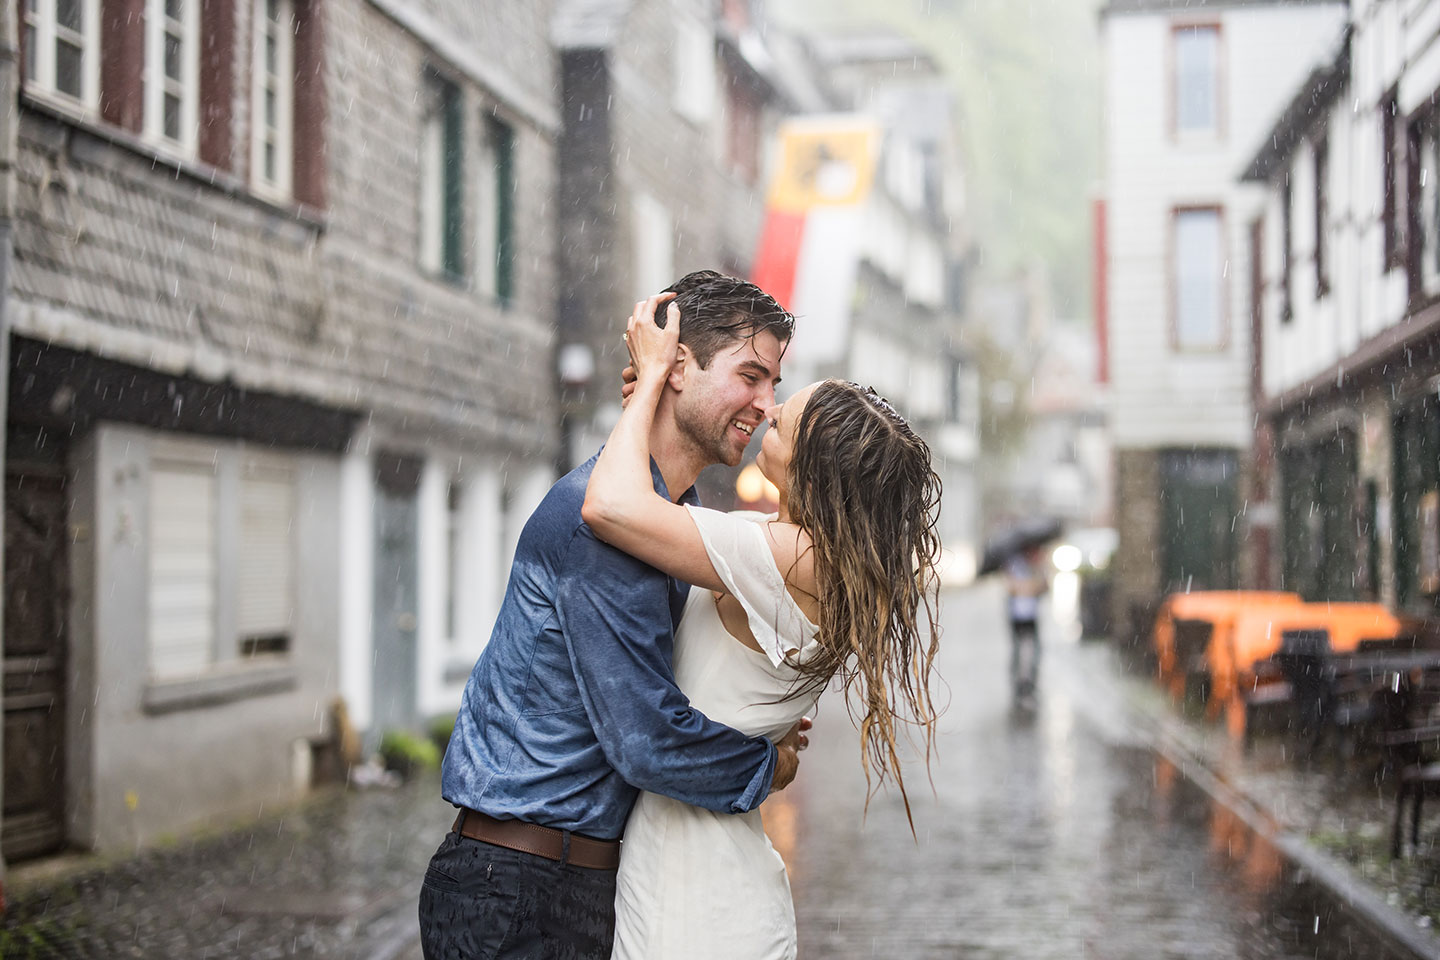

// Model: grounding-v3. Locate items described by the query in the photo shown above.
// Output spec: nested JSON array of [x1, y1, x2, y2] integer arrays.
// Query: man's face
[[674, 330, 785, 468]]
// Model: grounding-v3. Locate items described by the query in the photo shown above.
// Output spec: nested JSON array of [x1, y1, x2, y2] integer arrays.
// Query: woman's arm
[[581, 295, 727, 592]]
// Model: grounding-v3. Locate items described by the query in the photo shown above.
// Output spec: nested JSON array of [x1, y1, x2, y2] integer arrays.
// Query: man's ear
[[667, 345, 691, 392]]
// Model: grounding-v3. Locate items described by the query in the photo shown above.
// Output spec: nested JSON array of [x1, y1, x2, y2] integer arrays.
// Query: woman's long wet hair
[[785, 380, 944, 831]]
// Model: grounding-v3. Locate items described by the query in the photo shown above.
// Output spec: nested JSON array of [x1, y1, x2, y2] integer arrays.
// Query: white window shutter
[[238, 464, 295, 640], [149, 463, 216, 680]]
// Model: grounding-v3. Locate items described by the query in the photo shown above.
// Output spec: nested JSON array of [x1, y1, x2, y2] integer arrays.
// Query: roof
[[805, 27, 939, 73], [551, 0, 633, 50], [1101, 0, 1343, 15], [1241, 26, 1350, 182]]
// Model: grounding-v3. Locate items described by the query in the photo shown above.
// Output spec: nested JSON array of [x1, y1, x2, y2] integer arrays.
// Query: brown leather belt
[[451, 808, 621, 871]]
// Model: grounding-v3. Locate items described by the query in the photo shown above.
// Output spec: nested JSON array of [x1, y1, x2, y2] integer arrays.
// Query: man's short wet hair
[[656, 270, 795, 369]]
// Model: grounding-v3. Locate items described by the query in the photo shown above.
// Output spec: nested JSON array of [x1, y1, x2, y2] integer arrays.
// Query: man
[[419, 271, 805, 959]]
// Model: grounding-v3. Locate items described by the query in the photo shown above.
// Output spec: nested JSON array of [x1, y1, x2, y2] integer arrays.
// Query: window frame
[[673, 17, 717, 125], [1169, 203, 1229, 351], [1313, 131, 1329, 298], [147, 451, 219, 681], [418, 76, 465, 281], [475, 113, 515, 305], [143, 0, 202, 157], [1414, 106, 1440, 300], [249, 0, 296, 200], [1383, 88, 1403, 270], [1169, 21, 1225, 144], [1280, 172, 1294, 324], [22, 0, 102, 112], [236, 452, 297, 657]]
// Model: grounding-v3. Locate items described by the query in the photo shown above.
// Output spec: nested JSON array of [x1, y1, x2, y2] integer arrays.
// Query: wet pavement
[[771, 581, 1411, 959], [0, 580, 1421, 958]]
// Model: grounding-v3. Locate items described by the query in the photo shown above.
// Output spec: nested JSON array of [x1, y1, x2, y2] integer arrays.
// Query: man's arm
[[555, 525, 795, 812]]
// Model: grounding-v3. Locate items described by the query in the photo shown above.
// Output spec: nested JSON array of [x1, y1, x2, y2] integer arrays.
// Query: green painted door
[[1160, 449, 1238, 594]]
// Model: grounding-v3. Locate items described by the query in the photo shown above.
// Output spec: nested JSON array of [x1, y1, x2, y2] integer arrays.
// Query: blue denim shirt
[[441, 453, 778, 840]]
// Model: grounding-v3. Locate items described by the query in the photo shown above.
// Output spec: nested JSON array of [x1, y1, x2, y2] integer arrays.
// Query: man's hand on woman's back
[[771, 717, 812, 792]]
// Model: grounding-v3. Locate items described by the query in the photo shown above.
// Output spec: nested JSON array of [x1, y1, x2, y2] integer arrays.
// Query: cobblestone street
[[0, 581, 1414, 958], [776, 581, 1405, 960]]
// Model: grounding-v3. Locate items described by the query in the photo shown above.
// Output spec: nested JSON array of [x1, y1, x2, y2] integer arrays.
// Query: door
[[3, 426, 69, 861], [1160, 449, 1238, 594], [371, 454, 421, 742]]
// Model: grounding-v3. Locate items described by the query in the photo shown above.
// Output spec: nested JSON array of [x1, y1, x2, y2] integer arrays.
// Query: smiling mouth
[[732, 420, 756, 436]]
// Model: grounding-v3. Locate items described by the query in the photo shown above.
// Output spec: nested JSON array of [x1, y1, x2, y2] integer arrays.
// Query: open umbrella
[[978, 516, 1064, 577]]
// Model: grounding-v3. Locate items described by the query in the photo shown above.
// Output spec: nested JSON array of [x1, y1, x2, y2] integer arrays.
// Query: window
[[237, 458, 295, 656], [633, 191, 674, 298], [1174, 24, 1220, 138], [1383, 91, 1403, 268], [419, 78, 464, 278], [144, 0, 200, 153], [725, 81, 761, 184], [674, 19, 717, 124], [1280, 174, 1293, 323], [445, 481, 461, 645], [147, 441, 299, 682], [1419, 113, 1440, 296], [149, 460, 217, 680], [1314, 133, 1329, 297], [1172, 207, 1225, 349], [475, 115, 515, 304], [250, 0, 295, 197], [22, 0, 101, 108]]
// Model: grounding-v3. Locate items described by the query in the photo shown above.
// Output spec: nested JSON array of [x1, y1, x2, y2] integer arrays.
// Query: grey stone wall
[[321, 0, 560, 457], [1111, 447, 1162, 649], [10, 0, 561, 460]]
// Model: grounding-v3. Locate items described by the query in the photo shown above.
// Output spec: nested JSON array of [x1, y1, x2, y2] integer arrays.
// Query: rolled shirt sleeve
[[554, 525, 777, 814]]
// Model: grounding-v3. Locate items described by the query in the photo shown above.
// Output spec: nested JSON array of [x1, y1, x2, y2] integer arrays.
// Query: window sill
[[443, 655, 477, 686], [21, 91, 327, 232], [142, 658, 298, 715]]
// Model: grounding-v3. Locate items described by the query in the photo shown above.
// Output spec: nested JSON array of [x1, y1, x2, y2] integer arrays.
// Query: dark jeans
[[418, 831, 618, 960], [1010, 618, 1039, 694]]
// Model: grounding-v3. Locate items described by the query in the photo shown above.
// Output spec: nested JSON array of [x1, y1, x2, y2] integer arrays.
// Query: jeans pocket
[[419, 860, 522, 958]]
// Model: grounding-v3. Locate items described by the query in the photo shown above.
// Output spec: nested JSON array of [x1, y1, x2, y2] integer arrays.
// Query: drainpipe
[[0, 0, 18, 910]]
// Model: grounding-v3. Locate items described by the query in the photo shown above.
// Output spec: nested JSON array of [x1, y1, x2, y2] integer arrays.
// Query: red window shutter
[[198, 0, 236, 170], [292, 0, 326, 209], [100, 0, 145, 132]]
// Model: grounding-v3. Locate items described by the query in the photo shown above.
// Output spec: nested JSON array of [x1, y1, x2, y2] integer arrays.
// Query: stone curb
[[1123, 683, 1440, 960]]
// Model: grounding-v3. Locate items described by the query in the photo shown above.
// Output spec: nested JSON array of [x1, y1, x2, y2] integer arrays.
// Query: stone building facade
[[0, 0, 558, 862]]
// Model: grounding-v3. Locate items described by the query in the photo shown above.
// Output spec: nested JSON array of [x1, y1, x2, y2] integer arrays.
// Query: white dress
[[611, 506, 822, 960]]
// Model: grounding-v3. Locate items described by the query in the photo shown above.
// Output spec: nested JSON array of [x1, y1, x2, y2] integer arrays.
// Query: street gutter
[[1129, 693, 1440, 960]]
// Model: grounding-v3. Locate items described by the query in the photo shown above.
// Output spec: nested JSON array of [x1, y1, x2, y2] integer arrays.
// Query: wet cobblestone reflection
[[780, 583, 1408, 960]]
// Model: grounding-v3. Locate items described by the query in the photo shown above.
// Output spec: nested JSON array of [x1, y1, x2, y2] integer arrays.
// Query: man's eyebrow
[[738, 359, 780, 384]]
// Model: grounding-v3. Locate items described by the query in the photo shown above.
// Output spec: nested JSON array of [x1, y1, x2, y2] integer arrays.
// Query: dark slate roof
[[1102, 0, 1342, 16], [1241, 26, 1350, 182], [551, 0, 632, 50]]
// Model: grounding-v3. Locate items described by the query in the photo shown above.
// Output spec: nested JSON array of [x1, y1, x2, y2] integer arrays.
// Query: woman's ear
[[667, 345, 690, 391]]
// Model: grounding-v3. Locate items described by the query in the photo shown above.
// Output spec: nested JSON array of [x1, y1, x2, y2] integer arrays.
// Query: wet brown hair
[[657, 270, 795, 367], [785, 380, 944, 832]]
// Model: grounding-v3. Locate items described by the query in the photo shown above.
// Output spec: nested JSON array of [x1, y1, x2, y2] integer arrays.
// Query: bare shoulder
[[761, 520, 820, 613]]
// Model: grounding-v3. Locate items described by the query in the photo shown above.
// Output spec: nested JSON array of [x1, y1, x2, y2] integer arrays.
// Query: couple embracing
[[419, 271, 944, 959]]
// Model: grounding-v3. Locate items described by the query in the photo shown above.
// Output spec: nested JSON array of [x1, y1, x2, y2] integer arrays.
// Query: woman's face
[[756, 381, 819, 489]]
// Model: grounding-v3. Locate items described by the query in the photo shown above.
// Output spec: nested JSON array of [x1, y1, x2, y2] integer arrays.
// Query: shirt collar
[[649, 456, 701, 507]]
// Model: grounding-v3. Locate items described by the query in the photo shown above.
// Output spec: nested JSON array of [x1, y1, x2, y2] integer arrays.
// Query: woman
[[580, 296, 945, 960]]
